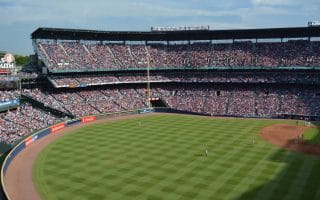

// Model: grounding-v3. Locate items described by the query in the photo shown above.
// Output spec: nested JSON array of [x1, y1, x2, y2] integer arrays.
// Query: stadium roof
[[31, 26, 320, 41]]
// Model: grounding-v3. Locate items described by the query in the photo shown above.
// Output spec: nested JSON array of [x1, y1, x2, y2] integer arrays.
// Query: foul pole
[[146, 57, 151, 108]]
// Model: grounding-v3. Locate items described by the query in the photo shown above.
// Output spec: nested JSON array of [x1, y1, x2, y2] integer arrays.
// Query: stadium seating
[[0, 104, 60, 144], [154, 85, 320, 117], [22, 85, 320, 119], [36, 40, 320, 71], [1, 81, 319, 144], [0, 90, 20, 102], [1, 37, 320, 145], [24, 88, 146, 117], [48, 71, 320, 87]]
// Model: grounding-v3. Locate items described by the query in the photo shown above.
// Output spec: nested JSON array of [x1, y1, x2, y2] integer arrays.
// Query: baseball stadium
[[1, 25, 320, 200]]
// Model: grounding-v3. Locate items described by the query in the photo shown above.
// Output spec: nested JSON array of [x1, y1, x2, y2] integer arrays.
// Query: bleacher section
[[48, 72, 320, 88], [0, 103, 60, 144], [22, 84, 320, 119], [36, 41, 320, 72]]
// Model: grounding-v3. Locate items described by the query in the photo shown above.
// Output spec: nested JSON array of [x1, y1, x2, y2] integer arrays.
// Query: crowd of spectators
[[0, 90, 20, 102], [23, 88, 68, 112], [0, 116, 26, 144], [50, 74, 171, 87], [36, 40, 320, 71], [23, 85, 320, 118], [49, 72, 320, 87], [0, 72, 38, 89], [153, 85, 320, 117], [1, 84, 320, 144], [51, 91, 100, 117], [24, 88, 146, 117], [0, 104, 60, 144], [23, 86, 320, 117]]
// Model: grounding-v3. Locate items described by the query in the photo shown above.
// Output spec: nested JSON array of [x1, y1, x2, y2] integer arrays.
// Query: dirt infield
[[3, 113, 157, 200], [261, 124, 320, 156]]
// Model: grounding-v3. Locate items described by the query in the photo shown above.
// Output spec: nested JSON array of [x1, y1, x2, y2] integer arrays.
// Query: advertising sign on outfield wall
[[25, 135, 38, 147], [138, 108, 154, 114], [82, 116, 96, 123], [51, 122, 66, 133]]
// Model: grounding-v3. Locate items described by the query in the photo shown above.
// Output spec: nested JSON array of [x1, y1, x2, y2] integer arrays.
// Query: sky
[[0, 0, 319, 55]]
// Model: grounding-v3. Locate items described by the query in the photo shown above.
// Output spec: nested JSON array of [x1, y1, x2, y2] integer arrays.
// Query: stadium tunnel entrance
[[150, 97, 168, 108]]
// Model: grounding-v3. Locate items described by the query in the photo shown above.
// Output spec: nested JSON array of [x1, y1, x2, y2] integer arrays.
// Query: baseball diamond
[[3, 113, 320, 200]]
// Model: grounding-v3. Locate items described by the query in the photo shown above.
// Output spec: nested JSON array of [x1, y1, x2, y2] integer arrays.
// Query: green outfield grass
[[33, 114, 320, 200], [303, 127, 320, 144]]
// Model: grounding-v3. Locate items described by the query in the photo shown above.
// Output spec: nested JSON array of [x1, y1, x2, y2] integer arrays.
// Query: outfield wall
[[0, 108, 143, 200]]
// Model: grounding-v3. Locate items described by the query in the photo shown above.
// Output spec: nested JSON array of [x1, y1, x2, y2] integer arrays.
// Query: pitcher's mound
[[261, 124, 320, 156]]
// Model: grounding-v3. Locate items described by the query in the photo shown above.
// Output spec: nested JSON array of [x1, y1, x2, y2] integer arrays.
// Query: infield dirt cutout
[[261, 124, 320, 156]]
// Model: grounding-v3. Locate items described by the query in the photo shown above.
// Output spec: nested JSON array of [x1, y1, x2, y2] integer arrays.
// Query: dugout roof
[[31, 26, 320, 41]]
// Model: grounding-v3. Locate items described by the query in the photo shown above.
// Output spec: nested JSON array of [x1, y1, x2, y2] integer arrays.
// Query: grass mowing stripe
[[283, 156, 314, 200], [207, 144, 267, 198], [225, 149, 276, 199]]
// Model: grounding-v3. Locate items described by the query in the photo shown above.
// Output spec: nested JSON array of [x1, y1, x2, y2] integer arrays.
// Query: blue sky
[[0, 0, 319, 55]]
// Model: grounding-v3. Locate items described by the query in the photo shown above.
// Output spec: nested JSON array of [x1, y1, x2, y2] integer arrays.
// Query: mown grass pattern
[[33, 115, 320, 200]]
